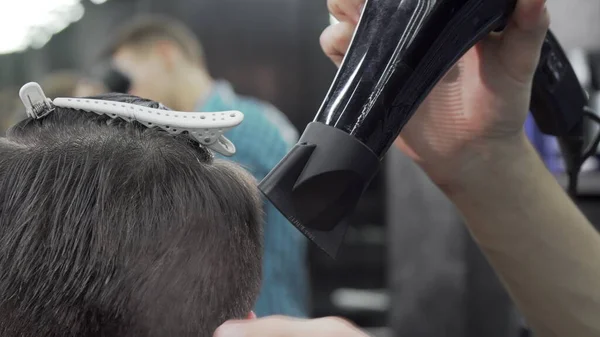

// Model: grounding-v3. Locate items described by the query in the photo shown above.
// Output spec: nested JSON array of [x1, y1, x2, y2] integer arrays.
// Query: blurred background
[[1, 0, 600, 336]]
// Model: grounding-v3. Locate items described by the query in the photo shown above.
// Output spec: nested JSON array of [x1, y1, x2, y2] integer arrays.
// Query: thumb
[[497, 0, 550, 84]]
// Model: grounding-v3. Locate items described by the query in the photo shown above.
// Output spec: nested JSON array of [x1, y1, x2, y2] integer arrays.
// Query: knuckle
[[320, 25, 343, 54]]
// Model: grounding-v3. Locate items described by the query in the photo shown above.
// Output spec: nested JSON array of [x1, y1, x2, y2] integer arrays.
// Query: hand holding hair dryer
[[259, 0, 588, 257]]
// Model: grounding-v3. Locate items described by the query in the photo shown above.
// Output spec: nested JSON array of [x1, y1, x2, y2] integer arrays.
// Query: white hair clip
[[19, 82, 243, 156], [19, 81, 55, 119]]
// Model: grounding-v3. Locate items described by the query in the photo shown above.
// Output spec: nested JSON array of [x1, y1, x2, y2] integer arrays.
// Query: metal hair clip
[[18, 82, 244, 156], [19, 82, 55, 119]]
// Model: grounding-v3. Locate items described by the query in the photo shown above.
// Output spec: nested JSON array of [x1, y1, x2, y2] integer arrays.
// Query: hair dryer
[[259, 0, 589, 257]]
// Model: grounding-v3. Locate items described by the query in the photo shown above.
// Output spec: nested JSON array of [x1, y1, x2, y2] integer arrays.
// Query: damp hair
[[0, 93, 263, 337]]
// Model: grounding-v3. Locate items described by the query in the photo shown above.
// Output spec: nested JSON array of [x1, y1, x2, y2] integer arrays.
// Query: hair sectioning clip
[[18, 82, 244, 156], [19, 82, 55, 119]]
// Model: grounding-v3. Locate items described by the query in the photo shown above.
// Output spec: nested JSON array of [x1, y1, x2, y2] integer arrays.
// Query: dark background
[[2, 1, 600, 337]]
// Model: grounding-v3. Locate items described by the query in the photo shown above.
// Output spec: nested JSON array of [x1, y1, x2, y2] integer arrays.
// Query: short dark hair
[[106, 15, 205, 65], [0, 94, 263, 336]]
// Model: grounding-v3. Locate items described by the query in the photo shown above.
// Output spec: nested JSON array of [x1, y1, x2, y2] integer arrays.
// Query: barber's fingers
[[214, 316, 368, 337], [321, 22, 356, 67], [214, 316, 305, 337], [328, 0, 365, 24], [496, 0, 550, 84]]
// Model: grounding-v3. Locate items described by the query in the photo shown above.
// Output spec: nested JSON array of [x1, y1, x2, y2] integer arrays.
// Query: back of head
[[0, 94, 263, 337]]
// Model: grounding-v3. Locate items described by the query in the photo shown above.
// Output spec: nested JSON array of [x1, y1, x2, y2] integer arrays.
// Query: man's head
[[0, 94, 263, 336], [106, 16, 211, 111]]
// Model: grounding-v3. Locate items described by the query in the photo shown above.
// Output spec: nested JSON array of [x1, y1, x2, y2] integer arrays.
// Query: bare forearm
[[446, 133, 600, 337]]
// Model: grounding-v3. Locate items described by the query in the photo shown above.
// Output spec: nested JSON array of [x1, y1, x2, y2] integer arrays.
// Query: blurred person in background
[[104, 15, 307, 317], [0, 87, 23, 135], [74, 77, 107, 97], [38, 70, 83, 98], [38, 70, 107, 98]]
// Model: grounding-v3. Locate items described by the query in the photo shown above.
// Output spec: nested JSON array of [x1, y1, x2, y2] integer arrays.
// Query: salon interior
[[1, 0, 599, 336]]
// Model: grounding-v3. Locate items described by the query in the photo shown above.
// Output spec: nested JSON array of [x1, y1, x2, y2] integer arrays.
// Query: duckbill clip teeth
[[19, 82, 55, 120]]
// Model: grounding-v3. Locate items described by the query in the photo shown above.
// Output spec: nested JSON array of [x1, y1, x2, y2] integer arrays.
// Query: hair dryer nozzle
[[258, 122, 380, 257]]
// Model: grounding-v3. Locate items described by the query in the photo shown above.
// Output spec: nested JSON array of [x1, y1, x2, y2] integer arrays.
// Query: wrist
[[440, 131, 540, 198]]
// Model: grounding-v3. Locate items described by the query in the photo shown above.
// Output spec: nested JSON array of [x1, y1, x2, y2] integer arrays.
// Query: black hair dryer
[[259, 0, 587, 257]]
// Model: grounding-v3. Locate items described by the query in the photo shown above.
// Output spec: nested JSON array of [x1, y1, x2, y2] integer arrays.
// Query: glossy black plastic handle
[[315, 0, 516, 158]]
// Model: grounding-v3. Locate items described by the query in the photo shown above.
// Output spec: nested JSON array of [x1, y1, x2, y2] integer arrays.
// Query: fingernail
[[214, 323, 244, 337]]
